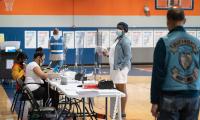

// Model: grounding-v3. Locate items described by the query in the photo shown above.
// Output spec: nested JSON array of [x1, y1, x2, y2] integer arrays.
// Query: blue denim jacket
[[113, 35, 132, 70]]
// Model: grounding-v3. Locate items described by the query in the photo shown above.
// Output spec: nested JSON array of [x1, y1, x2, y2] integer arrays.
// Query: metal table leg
[[105, 97, 108, 120], [83, 98, 86, 120]]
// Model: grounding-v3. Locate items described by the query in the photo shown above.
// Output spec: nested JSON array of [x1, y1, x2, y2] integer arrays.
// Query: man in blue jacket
[[151, 8, 200, 120]]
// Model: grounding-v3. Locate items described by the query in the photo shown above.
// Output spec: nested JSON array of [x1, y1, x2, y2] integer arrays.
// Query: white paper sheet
[[100, 31, 110, 48], [75, 31, 85, 48], [37, 31, 49, 48], [196, 31, 200, 40], [6, 59, 14, 69], [142, 30, 154, 47], [84, 31, 96, 48], [187, 30, 197, 37], [63, 31, 75, 48], [110, 31, 117, 47], [25, 31, 36, 48], [154, 30, 168, 47], [132, 30, 143, 47]]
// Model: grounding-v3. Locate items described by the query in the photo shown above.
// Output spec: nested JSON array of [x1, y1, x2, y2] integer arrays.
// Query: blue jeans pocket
[[160, 96, 177, 112]]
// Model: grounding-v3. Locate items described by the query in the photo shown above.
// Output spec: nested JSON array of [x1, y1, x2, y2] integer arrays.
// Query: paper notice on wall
[[0, 33, 5, 43], [25, 31, 36, 48], [6, 59, 14, 69], [143, 30, 153, 47], [63, 31, 75, 48], [110, 31, 117, 47], [84, 31, 96, 48], [126, 31, 133, 47], [37, 31, 49, 48], [196, 31, 200, 40], [75, 31, 85, 48], [100, 31, 110, 48], [132, 30, 143, 47], [187, 30, 197, 37], [154, 30, 168, 47]]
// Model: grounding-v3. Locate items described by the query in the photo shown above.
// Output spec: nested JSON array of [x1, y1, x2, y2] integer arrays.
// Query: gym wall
[[0, 0, 200, 64]]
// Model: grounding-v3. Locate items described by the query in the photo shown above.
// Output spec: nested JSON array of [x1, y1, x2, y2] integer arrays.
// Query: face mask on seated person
[[39, 58, 44, 66]]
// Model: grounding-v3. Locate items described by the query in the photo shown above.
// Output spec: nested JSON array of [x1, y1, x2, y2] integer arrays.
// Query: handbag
[[75, 73, 87, 81], [98, 80, 114, 89]]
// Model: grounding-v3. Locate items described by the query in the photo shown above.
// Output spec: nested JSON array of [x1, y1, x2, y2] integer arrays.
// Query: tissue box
[[60, 75, 77, 85]]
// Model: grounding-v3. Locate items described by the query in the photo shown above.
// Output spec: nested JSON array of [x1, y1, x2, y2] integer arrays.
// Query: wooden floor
[[0, 85, 17, 120], [93, 76, 154, 120], [0, 75, 200, 120]]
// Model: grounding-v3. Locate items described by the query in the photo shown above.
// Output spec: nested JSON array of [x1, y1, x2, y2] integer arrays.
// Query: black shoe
[[122, 113, 126, 117], [116, 113, 126, 117]]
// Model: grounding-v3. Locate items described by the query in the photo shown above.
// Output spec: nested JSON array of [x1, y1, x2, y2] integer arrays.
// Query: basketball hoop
[[4, 0, 14, 11]]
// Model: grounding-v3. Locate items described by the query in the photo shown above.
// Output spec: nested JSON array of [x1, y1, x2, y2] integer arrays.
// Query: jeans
[[158, 95, 200, 120], [50, 60, 64, 68]]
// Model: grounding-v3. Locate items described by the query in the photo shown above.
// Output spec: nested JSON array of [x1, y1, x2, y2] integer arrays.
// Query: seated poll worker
[[24, 52, 59, 109], [12, 52, 28, 90]]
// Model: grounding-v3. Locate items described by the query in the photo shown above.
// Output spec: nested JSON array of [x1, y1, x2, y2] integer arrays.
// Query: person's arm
[[33, 66, 48, 80], [151, 38, 166, 104], [119, 39, 132, 70], [151, 38, 166, 117]]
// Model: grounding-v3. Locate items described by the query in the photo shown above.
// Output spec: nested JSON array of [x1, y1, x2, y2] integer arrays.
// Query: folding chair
[[23, 85, 57, 120]]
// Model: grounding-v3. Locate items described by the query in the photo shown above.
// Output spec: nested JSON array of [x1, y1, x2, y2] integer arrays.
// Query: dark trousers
[[158, 95, 200, 120], [32, 83, 59, 109]]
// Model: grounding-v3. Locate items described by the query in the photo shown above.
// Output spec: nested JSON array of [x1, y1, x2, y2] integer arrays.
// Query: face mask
[[116, 29, 123, 36], [39, 59, 44, 66]]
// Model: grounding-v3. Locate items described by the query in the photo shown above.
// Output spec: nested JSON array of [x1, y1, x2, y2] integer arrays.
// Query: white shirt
[[109, 39, 119, 66], [25, 61, 44, 91]]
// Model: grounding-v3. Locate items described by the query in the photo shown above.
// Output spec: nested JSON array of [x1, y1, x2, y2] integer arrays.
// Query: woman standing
[[103, 22, 132, 118]]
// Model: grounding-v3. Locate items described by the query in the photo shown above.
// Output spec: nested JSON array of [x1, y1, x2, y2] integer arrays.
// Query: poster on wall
[[75, 31, 85, 48], [63, 31, 74, 48], [84, 31, 96, 48], [187, 30, 197, 37], [142, 30, 154, 47], [25, 31, 36, 48], [110, 31, 117, 47], [100, 31, 110, 48], [132, 30, 143, 47], [126, 31, 133, 46], [154, 30, 168, 47], [37, 31, 49, 48], [0, 33, 5, 44], [196, 31, 200, 40], [6, 59, 14, 69], [50, 30, 63, 37]]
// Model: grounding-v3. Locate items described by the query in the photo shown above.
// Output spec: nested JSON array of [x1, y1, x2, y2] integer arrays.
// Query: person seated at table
[[24, 52, 59, 109], [12, 52, 28, 90]]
